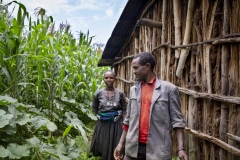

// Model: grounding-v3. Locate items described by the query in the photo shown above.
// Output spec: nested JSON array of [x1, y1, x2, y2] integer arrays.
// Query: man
[[114, 52, 188, 160]]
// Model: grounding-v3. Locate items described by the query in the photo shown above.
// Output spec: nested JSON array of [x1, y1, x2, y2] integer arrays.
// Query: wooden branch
[[206, 0, 218, 40], [115, 77, 134, 84], [113, 55, 134, 66], [179, 87, 240, 105], [176, 0, 196, 78], [202, 0, 208, 40], [206, 0, 218, 93], [112, 35, 240, 67], [115, 77, 240, 105], [173, 0, 182, 58], [152, 36, 240, 52], [115, 57, 122, 61], [227, 133, 240, 143], [137, 18, 162, 28], [212, 37, 240, 45], [185, 127, 240, 156]]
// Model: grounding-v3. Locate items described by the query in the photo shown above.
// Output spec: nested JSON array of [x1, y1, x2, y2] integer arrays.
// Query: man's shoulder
[[158, 79, 178, 91], [159, 79, 175, 86]]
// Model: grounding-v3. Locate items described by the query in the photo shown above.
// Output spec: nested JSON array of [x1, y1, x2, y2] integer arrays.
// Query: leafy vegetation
[[0, 1, 108, 159]]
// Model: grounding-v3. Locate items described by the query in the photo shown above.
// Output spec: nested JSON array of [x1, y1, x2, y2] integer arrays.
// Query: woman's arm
[[92, 92, 99, 114]]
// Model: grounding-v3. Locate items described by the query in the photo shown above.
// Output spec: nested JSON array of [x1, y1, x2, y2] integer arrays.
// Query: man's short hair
[[133, 52, 156, 71]]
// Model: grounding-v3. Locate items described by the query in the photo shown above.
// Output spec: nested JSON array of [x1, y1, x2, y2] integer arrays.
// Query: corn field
[[0, 1, 108, 159]]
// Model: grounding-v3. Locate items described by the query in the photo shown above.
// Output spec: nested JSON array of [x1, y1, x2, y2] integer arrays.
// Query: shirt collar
[[142, 76, 156, 85]]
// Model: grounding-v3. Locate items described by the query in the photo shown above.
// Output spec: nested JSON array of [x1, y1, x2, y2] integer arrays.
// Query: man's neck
[[143, 73, 156, 83]]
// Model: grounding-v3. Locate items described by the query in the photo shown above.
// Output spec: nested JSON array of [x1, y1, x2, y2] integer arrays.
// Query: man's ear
[[146, 63, 151, 70]]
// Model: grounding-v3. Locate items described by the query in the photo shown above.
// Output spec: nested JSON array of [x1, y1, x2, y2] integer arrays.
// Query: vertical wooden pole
[[194, 23, 203, 160], [233, 1, 240, 155], [173, 0, 181, 84], [212, 47, 222, 159], [135, 36, 139, 55], [166, 0, 172, 82], [195, 23, 202, 86], [188, 52, 196, 160], [144, 26, 148, 51], [173, 0, 181, 59], [220, 0, 230, 159], [176, 0, 196, 78], [160, 0, 167, 80], [228, 0, 240, 156], [139, 27, 143, 53], [194, 12, 203, 159], [152, 4, 157, 50]]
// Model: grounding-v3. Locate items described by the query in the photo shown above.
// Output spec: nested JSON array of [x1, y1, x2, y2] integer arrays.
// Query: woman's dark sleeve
[[120, 91, 127, 113], [92, 92, 99, 114]]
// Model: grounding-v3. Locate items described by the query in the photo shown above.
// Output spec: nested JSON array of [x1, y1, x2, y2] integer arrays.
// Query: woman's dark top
[[92, 88, 127, 114]]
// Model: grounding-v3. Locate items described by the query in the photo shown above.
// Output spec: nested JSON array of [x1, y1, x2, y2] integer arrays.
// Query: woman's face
[[103, 71, 115, 88]]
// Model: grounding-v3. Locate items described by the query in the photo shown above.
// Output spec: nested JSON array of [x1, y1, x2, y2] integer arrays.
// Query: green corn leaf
[[63, 125, 73, 138]]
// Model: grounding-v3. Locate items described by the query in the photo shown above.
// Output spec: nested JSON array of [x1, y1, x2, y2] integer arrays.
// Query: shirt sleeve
[[123, 87, 133, 126], [169, 86, 186, 128], [120, 91, 127, 113], [122, 124, 129, 131], [92, 92, 99, 114]]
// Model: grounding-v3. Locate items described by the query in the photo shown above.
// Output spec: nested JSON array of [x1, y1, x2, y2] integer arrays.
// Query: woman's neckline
[[104, 88, 115, 100], [105, 87, 115, 91]]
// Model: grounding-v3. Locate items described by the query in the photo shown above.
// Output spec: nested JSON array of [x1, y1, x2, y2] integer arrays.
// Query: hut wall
[[114, 0, 240, 159]]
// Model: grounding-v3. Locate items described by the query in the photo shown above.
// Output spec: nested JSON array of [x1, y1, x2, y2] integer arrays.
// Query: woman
[[90, 70, 127, 160]]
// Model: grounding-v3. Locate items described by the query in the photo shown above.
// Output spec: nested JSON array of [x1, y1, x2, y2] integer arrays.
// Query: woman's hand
[[114, 143, 123, 160]]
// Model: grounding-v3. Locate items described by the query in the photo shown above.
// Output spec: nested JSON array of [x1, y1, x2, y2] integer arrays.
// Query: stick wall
[[114, 0, 240, 159]]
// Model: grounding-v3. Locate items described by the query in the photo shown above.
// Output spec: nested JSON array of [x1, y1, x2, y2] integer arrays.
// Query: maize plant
[[0, 1, 108, 159]]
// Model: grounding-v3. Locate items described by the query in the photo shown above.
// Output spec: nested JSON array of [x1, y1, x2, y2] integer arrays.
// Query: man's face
[[131, 57, 148, 80]]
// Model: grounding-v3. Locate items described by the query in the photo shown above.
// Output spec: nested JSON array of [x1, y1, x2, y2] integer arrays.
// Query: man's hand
[[178, 150, 188, 160], [114, 143, 123, 160]]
